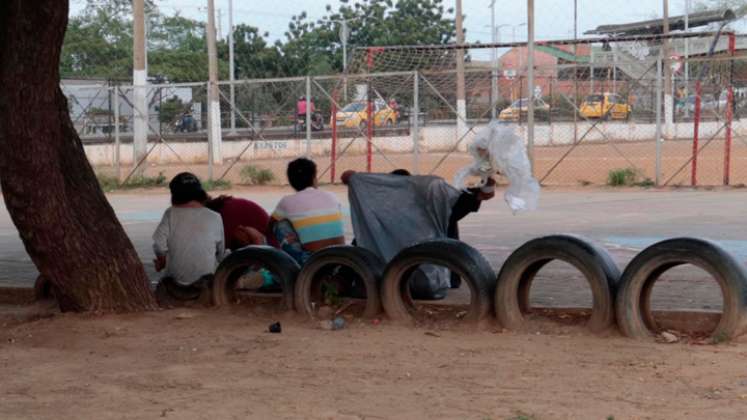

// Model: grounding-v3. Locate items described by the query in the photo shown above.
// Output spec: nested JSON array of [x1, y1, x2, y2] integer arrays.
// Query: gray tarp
[[348, 173, 462, 294]]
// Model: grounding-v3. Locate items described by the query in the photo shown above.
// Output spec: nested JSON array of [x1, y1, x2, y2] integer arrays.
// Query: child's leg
[[273, 220, 312, 264]]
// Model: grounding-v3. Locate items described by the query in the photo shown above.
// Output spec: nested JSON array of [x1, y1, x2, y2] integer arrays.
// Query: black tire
[[495, 235, 620, 333], [616, 237, 747, 340], [380, 239, 496, 324], [212, 245, 301, 310], [295, 246, 385, 319]]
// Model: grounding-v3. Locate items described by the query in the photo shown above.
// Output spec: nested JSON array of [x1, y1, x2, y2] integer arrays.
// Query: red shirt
[[218, 197, 276, 250]]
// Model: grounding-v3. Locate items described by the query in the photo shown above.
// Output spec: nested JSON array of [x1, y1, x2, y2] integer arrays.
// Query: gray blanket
[[348, 173, 462, 293]]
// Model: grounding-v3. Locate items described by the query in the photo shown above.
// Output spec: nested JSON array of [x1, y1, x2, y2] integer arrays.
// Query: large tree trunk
[[0, 1, 156, 311]]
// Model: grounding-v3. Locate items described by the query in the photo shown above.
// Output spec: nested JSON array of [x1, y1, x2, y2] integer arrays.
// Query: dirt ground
[[2, 305, 747, 420], [103, 137, 747, 188], [2, 186, 747, 419]]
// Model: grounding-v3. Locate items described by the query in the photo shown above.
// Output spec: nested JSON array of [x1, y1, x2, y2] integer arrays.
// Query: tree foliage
[[61, 0, 458, 81]]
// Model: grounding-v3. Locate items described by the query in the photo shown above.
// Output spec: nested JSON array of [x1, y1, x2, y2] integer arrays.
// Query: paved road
[[1, 187, 744, 310]]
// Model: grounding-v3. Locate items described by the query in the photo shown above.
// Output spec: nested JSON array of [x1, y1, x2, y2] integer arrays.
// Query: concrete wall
[[85, 120, 744, 166]]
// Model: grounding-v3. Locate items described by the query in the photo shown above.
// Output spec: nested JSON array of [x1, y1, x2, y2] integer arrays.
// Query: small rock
[[319, 317, 345, 331], [332, 317, 345, 330], [268, 322, 282, 333], [455, 311, 467, 319], [175, 312, 196, 320], [660, 331, 679, 343]]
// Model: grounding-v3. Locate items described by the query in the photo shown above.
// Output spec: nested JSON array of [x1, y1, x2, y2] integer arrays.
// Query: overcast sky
[[70, 0, 700, 43]]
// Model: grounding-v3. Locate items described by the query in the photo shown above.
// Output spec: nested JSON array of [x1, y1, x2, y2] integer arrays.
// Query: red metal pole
[[724, 32, 736, 186], [331, 99, 337, 183], [691, 81, 701, 186], [366, 48, 374, 173]]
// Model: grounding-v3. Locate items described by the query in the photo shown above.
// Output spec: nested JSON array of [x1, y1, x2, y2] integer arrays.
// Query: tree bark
[[0, 1, 157, 311]]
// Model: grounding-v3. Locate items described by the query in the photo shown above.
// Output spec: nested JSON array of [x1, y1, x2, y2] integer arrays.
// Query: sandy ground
[[102, 137, 747, 187], [2, 306, 747, 420], [2, 187, 747, 418]]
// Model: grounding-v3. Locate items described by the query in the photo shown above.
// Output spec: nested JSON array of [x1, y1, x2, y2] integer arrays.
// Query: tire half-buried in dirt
[[295, 245, 385, 319], [212, 245, 300, 310], [495, 235, 620, 333], [615, 237, 747, 340], [380, 239, 496, 324]]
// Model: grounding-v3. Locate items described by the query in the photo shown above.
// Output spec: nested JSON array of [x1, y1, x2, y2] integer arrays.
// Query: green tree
[[1, 0, 157, 312], [278, 0, 458, 76]]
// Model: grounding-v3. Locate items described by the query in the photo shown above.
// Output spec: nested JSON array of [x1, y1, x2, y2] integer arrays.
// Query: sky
[[70, 0, 696, 43], [70, 1, 739, 62]]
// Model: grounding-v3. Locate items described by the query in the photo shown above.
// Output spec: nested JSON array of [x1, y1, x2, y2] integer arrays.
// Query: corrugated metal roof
[[585, 9, 736, 36]]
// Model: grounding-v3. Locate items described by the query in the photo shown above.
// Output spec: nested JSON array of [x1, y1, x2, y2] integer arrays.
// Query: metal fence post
[[114, 85, 121, 183], [412, 71, 420, 174], [306, 76, 312, 156], [655, 55, 663, 186]]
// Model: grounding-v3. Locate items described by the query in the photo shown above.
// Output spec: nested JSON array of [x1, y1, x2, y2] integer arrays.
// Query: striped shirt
[[271, 187, 344, 246]]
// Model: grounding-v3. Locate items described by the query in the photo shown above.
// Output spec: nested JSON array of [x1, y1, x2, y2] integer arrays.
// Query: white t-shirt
[[153, 207, 225, 286]]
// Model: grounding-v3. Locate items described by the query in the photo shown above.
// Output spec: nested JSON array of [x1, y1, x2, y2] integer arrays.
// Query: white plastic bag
[[453, 121, 540, 213]]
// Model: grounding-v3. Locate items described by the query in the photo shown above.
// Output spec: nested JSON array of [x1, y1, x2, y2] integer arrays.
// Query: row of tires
[[212, 235, 747, 341]]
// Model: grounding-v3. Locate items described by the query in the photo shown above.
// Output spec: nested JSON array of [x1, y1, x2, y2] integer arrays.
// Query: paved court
[[1, 186, 744, 310]]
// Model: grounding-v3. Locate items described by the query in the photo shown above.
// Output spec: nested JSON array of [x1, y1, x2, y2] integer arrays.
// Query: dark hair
[[390, 169, 411, 176], [169, 172, 208, 205], [287, 158, 317, 191]]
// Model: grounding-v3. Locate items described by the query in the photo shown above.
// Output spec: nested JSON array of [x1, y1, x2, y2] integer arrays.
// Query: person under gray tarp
[[343, 171, 464, 300]]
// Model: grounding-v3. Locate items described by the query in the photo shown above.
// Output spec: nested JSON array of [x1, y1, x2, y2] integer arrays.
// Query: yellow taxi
[[333, 100, 398, 129], [579, 93, 632, 120], [498, 98, 550, 121]]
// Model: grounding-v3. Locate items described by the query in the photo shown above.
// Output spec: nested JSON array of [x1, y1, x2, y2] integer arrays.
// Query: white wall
[[85, 120, 743, 166]]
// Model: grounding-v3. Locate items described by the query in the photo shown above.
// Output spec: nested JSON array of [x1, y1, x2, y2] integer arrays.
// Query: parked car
[[498, 98, 550, 122], [683, 94, 725, 115], [333, 100, 398, 129], [579, 93, 632, 120]]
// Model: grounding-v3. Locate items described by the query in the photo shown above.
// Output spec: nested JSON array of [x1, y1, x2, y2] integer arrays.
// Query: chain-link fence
[[63, 31, 747, 188]]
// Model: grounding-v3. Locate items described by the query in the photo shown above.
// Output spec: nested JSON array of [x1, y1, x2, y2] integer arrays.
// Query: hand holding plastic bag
[[453, 121, 540, 213]]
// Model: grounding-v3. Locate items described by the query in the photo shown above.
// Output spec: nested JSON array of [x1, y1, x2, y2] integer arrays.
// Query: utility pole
[[527, 0, 535, 172], [490, 0, 498, 120], [132, 0, 148, 175], [455, 0, 467, 139], [573, 0, 578, 143], [663, 0, 673, 139], [685, 0, 691, 91], [340, 19, 350, 101], [217, 8, 223, 40], [229, 0, 236, 133], [207, 0, 222, 179]]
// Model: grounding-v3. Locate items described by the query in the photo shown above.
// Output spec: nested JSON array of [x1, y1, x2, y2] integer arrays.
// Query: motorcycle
[[296, 112, 324, 132]]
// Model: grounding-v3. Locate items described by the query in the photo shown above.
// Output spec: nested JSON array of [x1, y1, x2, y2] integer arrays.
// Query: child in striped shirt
[[271, 158, 345, 264]]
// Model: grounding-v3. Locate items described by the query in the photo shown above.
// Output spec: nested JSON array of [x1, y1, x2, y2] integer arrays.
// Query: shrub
[[121, 172, 167, 189], [204, 179, 232, 191], [240, 165, 275, 185], [607, 168, 638, 187], [96, 173, 119, 192]]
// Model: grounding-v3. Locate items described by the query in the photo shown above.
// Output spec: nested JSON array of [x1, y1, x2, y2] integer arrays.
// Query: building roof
[[585, 9, 736, 36]]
